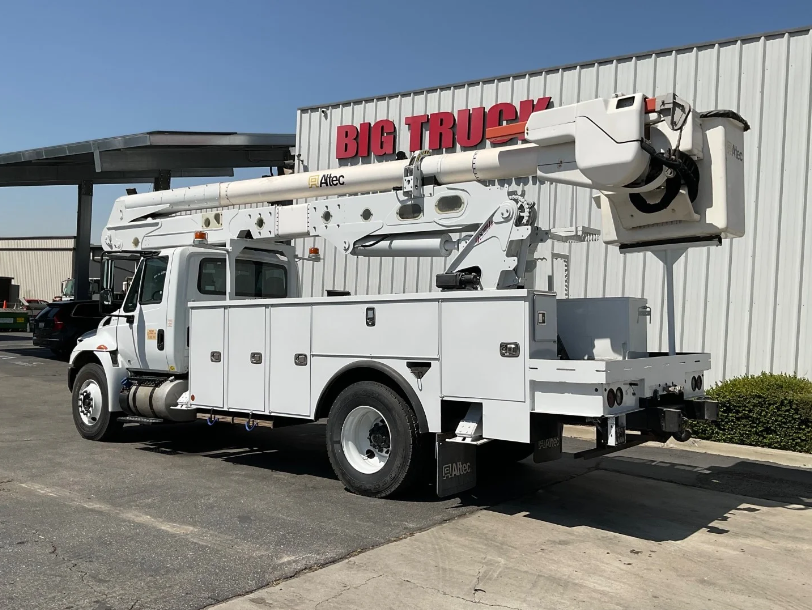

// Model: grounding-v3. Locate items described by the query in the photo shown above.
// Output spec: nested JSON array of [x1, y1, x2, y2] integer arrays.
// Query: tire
[[71, 363, 121, 441], [326, 381, 421, 498]]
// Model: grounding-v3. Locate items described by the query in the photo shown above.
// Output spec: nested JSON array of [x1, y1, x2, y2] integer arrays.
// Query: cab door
[[115, 256, 170, 371]]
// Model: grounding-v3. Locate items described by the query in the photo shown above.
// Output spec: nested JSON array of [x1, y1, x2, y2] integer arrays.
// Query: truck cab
[[68, 243, 298, 432], [109, 245, 296, 373]]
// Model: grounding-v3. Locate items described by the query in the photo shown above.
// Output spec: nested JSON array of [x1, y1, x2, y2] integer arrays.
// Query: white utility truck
[[69, 93, 748, 497]]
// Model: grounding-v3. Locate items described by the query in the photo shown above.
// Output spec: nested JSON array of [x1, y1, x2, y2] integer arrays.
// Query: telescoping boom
[[106, 92, 746, 246], [69, 92, 748, 499]]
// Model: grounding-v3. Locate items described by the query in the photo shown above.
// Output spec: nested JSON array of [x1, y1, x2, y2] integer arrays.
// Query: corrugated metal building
[[293, 26, 812, 383], [0, 237, 74, 301]]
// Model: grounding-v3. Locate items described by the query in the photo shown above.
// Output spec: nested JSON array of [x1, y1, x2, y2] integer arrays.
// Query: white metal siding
[[294, 28, 812, 383], [0, 237, 74, 301]]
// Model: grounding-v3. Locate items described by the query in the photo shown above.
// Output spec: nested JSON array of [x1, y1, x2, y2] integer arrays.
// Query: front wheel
[[72, 363, 121, 441], [326, 381, 421, 498]]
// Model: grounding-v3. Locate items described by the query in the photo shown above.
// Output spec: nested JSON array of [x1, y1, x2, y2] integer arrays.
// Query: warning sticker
[[147, 329, 157, 340]]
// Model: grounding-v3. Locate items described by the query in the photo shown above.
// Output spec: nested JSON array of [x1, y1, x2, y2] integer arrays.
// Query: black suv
[[32, 301, 105, 359]]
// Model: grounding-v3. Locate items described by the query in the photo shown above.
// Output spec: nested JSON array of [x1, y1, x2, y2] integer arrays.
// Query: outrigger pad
[[436, 438, 476, 497]]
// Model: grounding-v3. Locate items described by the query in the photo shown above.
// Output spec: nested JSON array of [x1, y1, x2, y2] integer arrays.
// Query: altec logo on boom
[[335, 97, 552, 159]]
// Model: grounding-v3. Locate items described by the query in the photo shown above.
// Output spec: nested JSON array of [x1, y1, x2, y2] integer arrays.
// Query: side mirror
[[100, 288, 114, 309]]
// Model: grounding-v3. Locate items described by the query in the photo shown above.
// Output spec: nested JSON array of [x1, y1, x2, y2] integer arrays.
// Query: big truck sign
[[335, 97, 552, 159]]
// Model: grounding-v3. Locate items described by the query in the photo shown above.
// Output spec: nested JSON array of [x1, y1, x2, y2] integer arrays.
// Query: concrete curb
[[563, 425, 812, 469]]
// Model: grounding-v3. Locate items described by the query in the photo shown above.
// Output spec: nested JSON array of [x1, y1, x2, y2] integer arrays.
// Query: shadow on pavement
[[0, 331, 32, 341], [121, 421, 585, 505], [0, 332, 62, 360], [118, 418, 812, 542], [491, 452, 812, 543], [128, 420, 339, 481], [0, 345, 62, 360]]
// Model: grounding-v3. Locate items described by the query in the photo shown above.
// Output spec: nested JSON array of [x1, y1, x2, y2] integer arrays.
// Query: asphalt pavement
[[1, 331, 810, 610]]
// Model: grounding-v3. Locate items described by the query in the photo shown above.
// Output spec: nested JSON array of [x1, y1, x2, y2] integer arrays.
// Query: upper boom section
[[105, 93, 748, 251]]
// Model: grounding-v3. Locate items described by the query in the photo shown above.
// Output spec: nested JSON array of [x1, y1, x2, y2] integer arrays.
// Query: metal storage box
[[557, 297, 648, 360]]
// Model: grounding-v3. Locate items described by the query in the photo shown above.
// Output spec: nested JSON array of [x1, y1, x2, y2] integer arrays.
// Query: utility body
[[69, 93, 748, 497]]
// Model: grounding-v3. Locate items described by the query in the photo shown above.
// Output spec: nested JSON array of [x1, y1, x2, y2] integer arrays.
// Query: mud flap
[[436, 437, 477, 497], [531, 414, 563, 463]]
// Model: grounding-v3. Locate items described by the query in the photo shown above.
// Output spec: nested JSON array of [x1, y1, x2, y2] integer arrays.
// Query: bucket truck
[[67, 93, 748, 497]]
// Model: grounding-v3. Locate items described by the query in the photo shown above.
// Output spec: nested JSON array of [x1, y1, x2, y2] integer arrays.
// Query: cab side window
[[140, 257, 169, 305], [197, 258, 286, 298], [197, 259, 227, 295]]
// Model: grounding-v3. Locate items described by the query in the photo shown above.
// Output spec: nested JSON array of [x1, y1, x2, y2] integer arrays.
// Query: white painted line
[[16, 481, 270, 556]]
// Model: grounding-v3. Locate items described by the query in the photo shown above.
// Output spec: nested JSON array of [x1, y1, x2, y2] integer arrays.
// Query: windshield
[[62, 279, 75, 297]]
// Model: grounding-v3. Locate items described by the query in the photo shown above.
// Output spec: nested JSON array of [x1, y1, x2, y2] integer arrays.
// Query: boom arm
[[102, 92, 747, 290]]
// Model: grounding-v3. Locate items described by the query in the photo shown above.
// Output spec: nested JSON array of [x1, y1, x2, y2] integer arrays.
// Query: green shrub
[[689, 373, 812, 453]]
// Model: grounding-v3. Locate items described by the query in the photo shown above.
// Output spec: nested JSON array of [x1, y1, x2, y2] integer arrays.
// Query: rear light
[[53, 310, 64, 331], [606, 388, 616, 408], [615, 387, 624, 405], [696, 375, 703, 391]]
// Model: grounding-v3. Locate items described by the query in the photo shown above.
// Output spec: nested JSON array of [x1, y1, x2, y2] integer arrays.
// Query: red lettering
[[358, 122, 370, 157], [457, 107, 485, 147], [428, 112, 455, 150], [486, 102, 518, 144], [371, 119, 396, 156], [517, 97, 552, 140], [337, 99, 553, 158], [335, 125, 358, 159], [405, 114, 429, 151]]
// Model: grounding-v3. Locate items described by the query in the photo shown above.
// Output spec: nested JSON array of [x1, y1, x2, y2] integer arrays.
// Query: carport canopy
[[0, 131, 296, 299]]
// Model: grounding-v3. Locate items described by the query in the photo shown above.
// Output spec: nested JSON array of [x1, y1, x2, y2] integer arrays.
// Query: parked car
[[32, 301, 105, 358], [19, 298, 50, 331], [20, 297, 49, 313]]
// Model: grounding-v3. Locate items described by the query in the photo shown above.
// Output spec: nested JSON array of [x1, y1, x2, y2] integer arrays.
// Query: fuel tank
[[120, 376, 194, 422]]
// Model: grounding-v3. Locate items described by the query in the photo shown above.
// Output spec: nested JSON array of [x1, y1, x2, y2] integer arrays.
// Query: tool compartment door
[[269, 306, 312, 417], [312, 301, 438, 358], [441, 298, 526, 402], [226, 306, 267, 413], [189, 307, 225, 408]]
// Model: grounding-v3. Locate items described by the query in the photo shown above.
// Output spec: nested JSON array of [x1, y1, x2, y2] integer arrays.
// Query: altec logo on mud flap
[[308, 173, 346, 188], [537, 437, 560, 450], [442, 461, 472, 479], [335, 97, 552, 159]]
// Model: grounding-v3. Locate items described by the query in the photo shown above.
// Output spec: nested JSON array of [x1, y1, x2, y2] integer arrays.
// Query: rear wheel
[[72, 363, 121, 441], [326, 381, 421, 498]]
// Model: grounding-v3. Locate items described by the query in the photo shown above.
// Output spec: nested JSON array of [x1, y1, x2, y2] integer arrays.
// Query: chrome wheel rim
[[77, 379, 103, 426]]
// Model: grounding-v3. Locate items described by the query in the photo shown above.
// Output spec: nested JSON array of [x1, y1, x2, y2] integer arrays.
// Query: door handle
[[157, 329, 164, 351]]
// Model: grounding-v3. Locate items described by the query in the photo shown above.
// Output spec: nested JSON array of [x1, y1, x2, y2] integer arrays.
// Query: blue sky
[[1, 0, 809, 240]]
